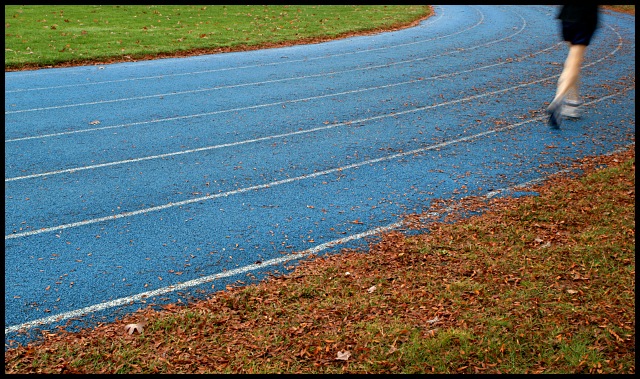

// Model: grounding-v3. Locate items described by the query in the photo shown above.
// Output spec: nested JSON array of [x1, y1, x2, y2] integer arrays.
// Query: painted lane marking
[[7, 45, 559, 145], [9, 6, 625, 145], [4, 84, 632, 240], [2, 58, 551, 181], [4, 122, 540, 240], [4, 38, 622, 183], [7, 140, 634, 335], [4, 221, 402, 335], [4, 7, 523, 115]]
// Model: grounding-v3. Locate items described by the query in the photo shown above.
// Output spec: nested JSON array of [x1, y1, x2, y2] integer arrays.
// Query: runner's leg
[[555, 43, 586, 102]]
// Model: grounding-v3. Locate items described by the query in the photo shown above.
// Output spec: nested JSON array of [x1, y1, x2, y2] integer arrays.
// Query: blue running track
[[4, 5, 635, 348]]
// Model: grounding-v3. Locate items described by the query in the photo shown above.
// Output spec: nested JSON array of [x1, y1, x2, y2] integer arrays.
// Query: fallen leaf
[[367, 285, 376, 293], [336, 350, 351, 361], [566, 289, 579, 294], [124, 323, 144, 335]]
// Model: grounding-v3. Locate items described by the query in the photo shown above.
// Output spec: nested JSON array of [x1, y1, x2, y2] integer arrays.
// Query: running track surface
[[5, 6, 635, 348]]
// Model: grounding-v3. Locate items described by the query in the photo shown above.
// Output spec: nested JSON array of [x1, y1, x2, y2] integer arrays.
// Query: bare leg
[[547, 43, 587, 128], [555, 43, 586, 103], [565, 80, 580, 102]]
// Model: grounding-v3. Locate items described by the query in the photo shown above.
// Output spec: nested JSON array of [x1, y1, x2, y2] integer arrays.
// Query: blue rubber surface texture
[[4, 5, 635, 347]]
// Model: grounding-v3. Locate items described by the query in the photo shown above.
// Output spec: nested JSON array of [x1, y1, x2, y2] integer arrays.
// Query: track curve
[[4, 5, 635, 347]]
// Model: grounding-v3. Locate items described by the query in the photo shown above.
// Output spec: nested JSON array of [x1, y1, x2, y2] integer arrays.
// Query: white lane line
[[2, 60, 543, 181], [4, 86, 632, 240], [3, 115, 546, 240], [8, 46, 558, 145], [4, 45, 526, 144], [4, 221, 403, 335], [3, 59, 546, 181], [3, 6, 456, 93], [9, 6, 622, 144], [4, 7, 522, 116], [7, 139, 634, 335], [6, 12, 618, 146], [2, 43, 618, 183]]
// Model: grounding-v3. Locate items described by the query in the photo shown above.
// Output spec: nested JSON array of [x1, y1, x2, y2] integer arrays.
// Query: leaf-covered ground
[[5, 144, 634, 374]]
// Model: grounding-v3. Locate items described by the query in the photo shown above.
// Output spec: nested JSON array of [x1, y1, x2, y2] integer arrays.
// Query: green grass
[[4, 5, 430, 69]]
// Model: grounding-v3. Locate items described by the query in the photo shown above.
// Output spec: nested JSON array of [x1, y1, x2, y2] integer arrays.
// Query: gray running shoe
[[562, 100, 583, 119]]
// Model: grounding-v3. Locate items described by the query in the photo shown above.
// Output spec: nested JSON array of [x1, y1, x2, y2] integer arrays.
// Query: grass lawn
[[4, 5, 431, 70]]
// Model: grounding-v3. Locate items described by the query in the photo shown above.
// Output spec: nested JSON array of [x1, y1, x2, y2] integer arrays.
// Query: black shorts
[[561, 20, 597, 46]]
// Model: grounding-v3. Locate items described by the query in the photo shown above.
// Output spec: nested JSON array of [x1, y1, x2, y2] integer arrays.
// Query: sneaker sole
[[547, 103, 561, 129]]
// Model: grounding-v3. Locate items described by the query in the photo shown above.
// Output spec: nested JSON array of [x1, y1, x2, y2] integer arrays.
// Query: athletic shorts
[[561, 20, 597, 46]]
